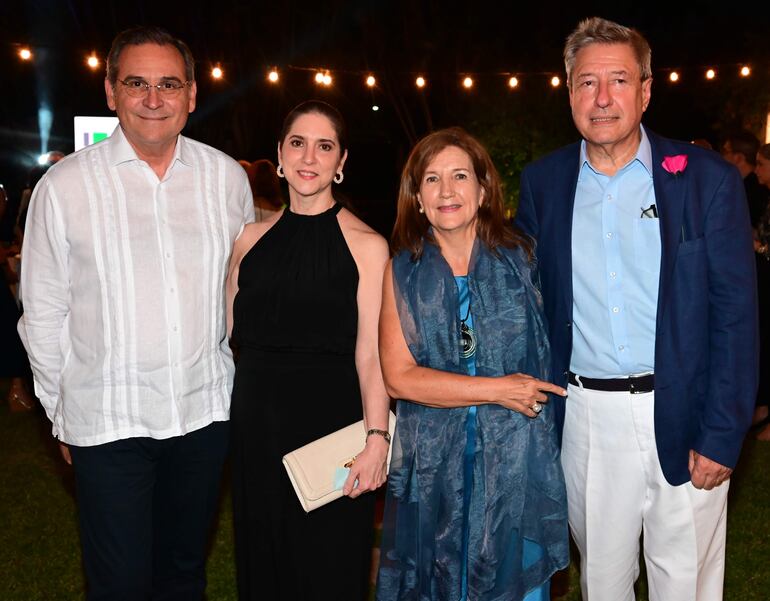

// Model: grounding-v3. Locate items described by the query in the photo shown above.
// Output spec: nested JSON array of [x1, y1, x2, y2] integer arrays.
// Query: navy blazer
[[515, 128, 758, 485]]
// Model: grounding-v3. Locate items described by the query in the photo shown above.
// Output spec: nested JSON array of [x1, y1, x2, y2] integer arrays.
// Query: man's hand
[[689, 450, 731, 490], [59, 442, 72, 465]]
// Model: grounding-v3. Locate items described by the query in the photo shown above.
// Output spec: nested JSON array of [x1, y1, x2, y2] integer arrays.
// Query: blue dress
[[376, 242, 568, 601], [455, 276, 547, 601]]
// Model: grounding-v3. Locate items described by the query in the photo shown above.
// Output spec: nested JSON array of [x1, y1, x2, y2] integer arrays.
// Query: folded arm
[[379, 260, 565, 418]]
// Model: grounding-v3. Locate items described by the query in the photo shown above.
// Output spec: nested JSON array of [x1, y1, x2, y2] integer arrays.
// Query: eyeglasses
[[118, 78, 192, 98]]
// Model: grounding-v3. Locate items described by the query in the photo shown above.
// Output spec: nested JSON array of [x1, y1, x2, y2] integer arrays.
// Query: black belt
[[568, 371, 654, 394]]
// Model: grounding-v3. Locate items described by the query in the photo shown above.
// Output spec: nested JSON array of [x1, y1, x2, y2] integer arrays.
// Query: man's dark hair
[[106, 26, 195, 85], [723, 130, 760, 166]]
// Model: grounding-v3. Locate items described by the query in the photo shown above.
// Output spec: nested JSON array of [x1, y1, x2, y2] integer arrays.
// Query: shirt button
[[170, 288, 175, 293], [612, 307, 620, 313], [606, 232, 613, 238], [566, 322, 571, 328], [610, 271, 616, 278], [619, 345, 625, 351], [166, 252, 171, 258], [172, 325, 178, 332], [607, 194, 613, 200]]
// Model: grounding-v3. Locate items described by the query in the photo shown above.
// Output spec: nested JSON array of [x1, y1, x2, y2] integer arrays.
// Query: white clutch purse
[[282, 411, 396, 512]]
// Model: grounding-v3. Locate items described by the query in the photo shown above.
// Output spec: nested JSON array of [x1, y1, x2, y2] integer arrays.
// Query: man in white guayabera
[[18, 26, 253, 600]]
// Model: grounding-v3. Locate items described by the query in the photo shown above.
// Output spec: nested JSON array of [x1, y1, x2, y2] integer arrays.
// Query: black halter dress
[[230, 204, 376, 600]]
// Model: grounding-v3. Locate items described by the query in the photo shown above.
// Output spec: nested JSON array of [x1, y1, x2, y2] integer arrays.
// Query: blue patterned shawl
[[376, 240, 569, 601]]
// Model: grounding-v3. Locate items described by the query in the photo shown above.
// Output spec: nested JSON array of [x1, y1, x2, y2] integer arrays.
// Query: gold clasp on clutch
[[343, 456, 357, 469]]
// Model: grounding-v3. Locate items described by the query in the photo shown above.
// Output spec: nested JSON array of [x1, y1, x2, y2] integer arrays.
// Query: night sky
[[2, 1, 768, 234]]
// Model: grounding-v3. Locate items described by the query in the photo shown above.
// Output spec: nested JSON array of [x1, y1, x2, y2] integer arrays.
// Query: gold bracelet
[[366, 428, 391, 444]]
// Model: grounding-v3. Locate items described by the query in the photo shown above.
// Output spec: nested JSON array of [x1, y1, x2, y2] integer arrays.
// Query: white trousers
[[561, 384, 729, 601]]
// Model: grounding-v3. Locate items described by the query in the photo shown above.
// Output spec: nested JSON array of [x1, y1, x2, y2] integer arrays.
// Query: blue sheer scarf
[[376, 240, 569, 601]]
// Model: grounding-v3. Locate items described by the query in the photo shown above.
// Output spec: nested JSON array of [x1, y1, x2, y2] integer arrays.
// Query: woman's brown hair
[[391, 126, 532, 259]]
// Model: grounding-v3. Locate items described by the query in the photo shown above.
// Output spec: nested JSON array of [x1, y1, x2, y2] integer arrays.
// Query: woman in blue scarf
[[376, 128, 569, 601]]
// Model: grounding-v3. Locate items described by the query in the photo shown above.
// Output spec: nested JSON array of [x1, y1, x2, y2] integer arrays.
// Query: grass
[[1, 383, 768, 600]]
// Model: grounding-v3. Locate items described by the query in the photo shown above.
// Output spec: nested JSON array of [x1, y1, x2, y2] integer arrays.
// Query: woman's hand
[[343, 435, 389, 498], [493, 373, 567, 418]]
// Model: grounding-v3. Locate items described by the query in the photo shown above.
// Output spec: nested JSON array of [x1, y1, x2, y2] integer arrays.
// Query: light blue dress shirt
[[570, 127, 661, 378]]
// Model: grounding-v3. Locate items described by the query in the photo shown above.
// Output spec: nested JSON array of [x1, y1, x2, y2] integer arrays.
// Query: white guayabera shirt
[[18, 126, 255, 446]]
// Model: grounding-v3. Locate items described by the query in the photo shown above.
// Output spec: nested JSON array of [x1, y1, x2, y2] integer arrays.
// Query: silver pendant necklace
[[459, 301, 477, 359]]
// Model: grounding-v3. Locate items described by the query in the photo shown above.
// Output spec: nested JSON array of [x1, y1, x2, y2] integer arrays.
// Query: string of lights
[[12, 44, 761, 89], [195, 64, 760, 89]]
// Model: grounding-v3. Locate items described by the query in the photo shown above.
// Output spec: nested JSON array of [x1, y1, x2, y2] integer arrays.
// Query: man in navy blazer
[[515, 17, 757, 601]]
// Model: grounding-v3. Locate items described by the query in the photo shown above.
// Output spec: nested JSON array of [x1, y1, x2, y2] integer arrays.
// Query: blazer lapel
[[649, 133, 687, 326], [557, 148, 581, 314]]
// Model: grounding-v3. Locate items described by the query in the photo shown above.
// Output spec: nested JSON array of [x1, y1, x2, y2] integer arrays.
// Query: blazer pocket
[[676, 236, 705, 258]]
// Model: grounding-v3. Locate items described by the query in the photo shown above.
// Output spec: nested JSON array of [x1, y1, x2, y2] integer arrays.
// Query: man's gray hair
[[564, 17, 652, 86]]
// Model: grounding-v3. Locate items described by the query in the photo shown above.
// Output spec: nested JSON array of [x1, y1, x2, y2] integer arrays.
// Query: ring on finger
[[532, 402, 543, 414]]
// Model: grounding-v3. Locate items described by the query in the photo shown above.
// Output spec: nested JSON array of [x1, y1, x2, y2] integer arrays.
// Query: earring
[[418, 203, 424, 214], [334, 171, 344, 184], [276, 164, 285, 178]]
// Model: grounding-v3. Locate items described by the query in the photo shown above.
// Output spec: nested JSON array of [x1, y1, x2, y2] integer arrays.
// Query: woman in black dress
[[226, 100, 391, 600]]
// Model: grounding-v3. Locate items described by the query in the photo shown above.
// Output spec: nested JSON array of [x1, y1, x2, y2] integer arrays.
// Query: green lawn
[[1, 389, 768, 600]]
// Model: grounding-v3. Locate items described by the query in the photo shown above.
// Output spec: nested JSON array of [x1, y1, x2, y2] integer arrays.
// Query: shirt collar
[[579, 125, 653, 178], [108, 125, 191, 168]]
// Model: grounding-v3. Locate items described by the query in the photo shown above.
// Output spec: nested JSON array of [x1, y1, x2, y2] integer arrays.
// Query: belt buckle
[[628, 374, 648, 394]]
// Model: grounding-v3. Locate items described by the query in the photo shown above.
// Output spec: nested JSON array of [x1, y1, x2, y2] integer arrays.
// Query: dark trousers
[[69, 421, 229, 601]]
